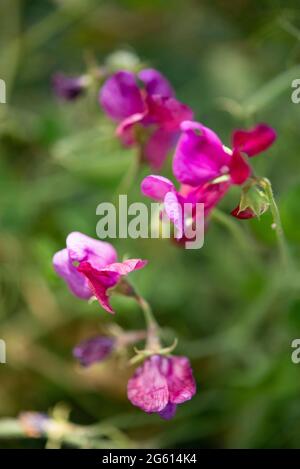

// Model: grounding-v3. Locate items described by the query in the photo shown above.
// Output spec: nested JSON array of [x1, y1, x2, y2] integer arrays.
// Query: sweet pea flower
[[127, 354, 196, 420], [53, 232, 147, 313], [52, 73, 90, 101], [173, 121, 276, 187], [73, 330, 146, 367], [73, 336, 115, 367], [99, 69, 193, 169], [141, 174, 230, 238]]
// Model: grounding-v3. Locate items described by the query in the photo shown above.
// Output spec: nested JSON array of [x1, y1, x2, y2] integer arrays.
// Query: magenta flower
[[73, 336, 115, 366], [127, 354, 196, 420], [53, 232, 147, 313], [99, 69, 193, 169], [52, 73, 89, 101], [141, 174, 230, 238], [173, 121, 276, 187]]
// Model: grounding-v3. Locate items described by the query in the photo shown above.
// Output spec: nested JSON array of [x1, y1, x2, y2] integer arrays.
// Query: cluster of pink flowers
[[53, 232, 195, 419], [52, 63, 277, 420]]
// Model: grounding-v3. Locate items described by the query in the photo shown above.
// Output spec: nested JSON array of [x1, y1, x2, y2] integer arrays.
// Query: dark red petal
[[229, 149, 251, 185], [231, 205, 256, 219], [232, 124, 277, 157]]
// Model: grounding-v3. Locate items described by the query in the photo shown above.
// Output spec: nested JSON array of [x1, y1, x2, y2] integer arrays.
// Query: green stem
[[261, 178, 291, 269], [134, 294, 161, 351]]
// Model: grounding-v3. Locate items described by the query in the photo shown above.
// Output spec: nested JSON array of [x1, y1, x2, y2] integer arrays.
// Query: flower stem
[[134, 294, 161, 351], [261, 178, 291, 269]]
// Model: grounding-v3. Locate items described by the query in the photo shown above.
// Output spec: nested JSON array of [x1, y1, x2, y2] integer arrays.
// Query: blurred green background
[[1, 0, 300, 449]]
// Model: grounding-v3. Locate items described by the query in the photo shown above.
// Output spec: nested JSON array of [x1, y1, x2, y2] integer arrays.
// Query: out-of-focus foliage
[[1, 0, 300, 448]]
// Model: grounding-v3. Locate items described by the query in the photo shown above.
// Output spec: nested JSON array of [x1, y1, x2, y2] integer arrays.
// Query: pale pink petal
[[232, 124, 277, 157], [167, 356, 196, 405], [66, 232, 117, 270], [103, 259, 147, 275], [53, 249, 92, 300], [141, 175, 175, 201], [127, 355, 169, 413], [164, 191, 184, 238]]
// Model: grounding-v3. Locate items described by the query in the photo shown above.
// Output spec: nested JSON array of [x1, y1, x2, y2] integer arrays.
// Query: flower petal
[[232, 124, 277, 157], [127, 355, 169, 413], [167, 356, 196, 405], [173, 121, 230, 186], [164, 190, 184, 238], [187, 180, 231, 217], [158, 402, 177, 420], [229, 149, 251, 185], [77, 261, 120, 314], [146, 95, 194, 132], [99, 71, 145, 121], [144, 128, 175, 169], [53, 249, 92, 299], [138, 68, 174, 97], [66, 232, 117, 270], [73, 336, 115, 366], [103, 259, 147, 275], [141, 175, 175, 201], [231, 205, 256, 219], [116, 112, 146, 146]]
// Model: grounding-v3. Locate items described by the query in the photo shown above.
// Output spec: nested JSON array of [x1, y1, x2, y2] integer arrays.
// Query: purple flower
[[127, 355, 196, 420], [73, 336, 115, 367], [99, 69, 193, 169], [52, 73, 88, 101], [53, 232, 147, 313]]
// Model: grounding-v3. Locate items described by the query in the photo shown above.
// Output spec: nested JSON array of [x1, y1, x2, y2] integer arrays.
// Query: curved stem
[[261, 178, 291, 269], [134, 294, 161, 351]]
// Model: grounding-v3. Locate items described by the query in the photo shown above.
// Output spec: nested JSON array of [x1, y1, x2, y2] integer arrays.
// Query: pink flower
[[53, 232, 147, 313], [141, 121, 276, 232], [99, 69, 193, 169], [141, 174, 230, 238], [173, 121, 276, 187], [127, 355, 196, 420]]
